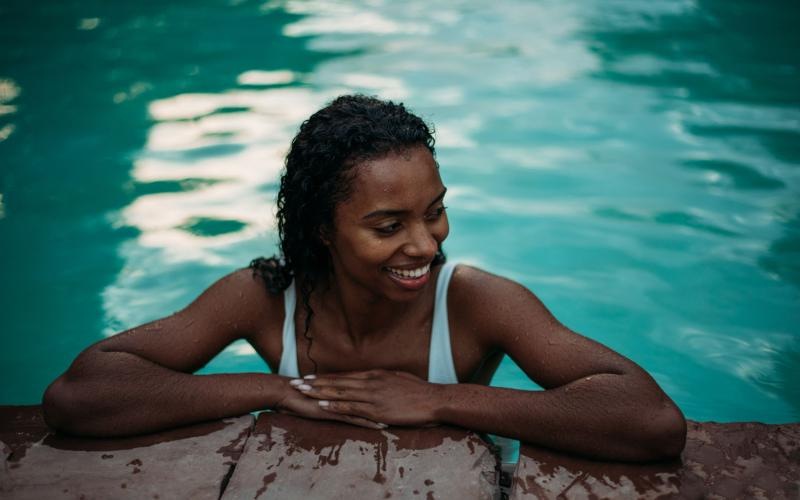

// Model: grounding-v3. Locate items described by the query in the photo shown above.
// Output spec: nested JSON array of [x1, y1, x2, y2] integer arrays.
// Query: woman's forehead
[[346, 146, 443, 207]]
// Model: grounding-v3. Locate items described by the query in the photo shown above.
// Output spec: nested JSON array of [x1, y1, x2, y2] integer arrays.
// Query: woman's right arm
[[42, 268, 290, 437]]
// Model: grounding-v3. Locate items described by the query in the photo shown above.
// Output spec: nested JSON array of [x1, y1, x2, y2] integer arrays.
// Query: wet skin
[[43, 146, 687, 461]]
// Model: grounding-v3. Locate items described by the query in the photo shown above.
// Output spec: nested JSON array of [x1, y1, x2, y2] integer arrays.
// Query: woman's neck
[[311, 269, 436, 348]]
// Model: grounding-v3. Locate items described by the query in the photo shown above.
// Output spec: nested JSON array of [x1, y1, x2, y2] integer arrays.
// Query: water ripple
[[22, 0, 790, 421]]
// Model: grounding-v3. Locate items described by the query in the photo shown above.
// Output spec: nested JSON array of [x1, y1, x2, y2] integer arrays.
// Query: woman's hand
[[274, 377, 387, 430], [288, 370, 445, 427]]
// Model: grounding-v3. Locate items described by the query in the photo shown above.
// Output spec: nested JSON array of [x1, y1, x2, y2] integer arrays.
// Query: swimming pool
[[1, 0, 798, 424]]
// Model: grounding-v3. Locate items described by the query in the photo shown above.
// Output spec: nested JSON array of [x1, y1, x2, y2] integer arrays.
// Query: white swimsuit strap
[[428, 262, 459, 384], [278, 281, 300, 378]]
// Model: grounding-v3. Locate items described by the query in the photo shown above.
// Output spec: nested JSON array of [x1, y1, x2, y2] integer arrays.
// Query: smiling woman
[[327, 147, 448, 297], [42, 95, 686, 462]]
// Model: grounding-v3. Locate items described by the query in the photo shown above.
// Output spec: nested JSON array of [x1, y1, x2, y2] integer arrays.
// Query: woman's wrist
[[262, 373, 293, 410], [429, 382, 456, 425]]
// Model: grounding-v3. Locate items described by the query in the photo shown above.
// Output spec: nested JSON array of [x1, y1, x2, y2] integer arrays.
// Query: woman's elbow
[[42, 348, 119, 436], [42, 376, 79, 433], [641, 403, 687, 461], [42, 374, 106, 436]]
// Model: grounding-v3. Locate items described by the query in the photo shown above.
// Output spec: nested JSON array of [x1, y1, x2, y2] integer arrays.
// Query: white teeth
[[387, 263, 430, 279]]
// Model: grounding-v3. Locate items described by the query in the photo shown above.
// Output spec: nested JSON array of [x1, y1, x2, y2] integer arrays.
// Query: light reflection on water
[[1, 0, 797, 422], [103, 86, 326, 330], [0, 78, 20, 143]]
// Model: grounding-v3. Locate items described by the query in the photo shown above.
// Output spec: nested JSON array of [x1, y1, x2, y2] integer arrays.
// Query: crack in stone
[[218, 417, 255, 500]]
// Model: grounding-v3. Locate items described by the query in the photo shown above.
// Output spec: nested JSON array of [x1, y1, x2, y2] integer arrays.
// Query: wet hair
[[250, 94, 445, 372]]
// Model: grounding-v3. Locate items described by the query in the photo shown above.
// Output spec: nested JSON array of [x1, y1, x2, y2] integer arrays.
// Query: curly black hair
[[250, 94, 445, 372]]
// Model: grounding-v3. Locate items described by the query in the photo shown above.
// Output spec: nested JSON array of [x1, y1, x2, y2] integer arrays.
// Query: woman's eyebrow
[[362, 188, 447, 220], [428, 188, 447, 207]]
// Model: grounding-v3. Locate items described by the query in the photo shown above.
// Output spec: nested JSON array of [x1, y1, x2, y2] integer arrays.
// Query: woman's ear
[[319, 226, 332, 246]]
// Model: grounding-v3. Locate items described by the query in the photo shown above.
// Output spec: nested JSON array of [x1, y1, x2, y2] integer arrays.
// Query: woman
[[43, 95, 686, 462]]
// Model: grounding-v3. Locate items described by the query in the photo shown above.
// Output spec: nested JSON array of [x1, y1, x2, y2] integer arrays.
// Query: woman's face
[[327, 145, 449, 302]]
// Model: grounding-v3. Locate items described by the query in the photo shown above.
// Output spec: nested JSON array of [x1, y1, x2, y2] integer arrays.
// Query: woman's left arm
[[432, 266, 687, 461], [293, 267, 687, 462]]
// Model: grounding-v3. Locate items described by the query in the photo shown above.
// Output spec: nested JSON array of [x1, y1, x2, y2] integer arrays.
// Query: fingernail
[[318, 400, 329, 407], [297, 384, 312, 392], [377, 423, 387, 429], [304, 374, 317, 379], [289, 379, 303, 386]]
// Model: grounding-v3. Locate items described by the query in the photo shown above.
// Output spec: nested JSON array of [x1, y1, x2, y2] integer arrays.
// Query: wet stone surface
[[0, 406, 254, 500], [2, 406, 798, 499], [510, 420, 800, 499], [221, 413, 498, 499]]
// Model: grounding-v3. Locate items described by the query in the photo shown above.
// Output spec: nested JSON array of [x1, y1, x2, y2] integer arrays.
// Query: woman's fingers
[[290, 377, 375, 401], [292, 376, 370, 390], [318, 399, 376, 419], [276, 393, 384, 429], [296, 369, 386, 385], [307, 370, 378, 380], [284, 369, 439, 428], [331, 413, 387, 430], [294, 384, 372, 402]]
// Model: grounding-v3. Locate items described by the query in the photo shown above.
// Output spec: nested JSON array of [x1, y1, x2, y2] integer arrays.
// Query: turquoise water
[[1, 0, 798, 424]]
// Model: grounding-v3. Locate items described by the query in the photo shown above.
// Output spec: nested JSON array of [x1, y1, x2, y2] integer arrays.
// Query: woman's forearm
[[434, 374, 686, 462], [42, 350, 288, 437]]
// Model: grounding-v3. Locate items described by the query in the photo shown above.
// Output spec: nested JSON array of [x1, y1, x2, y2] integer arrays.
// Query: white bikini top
[[277, 261, 459, 384]]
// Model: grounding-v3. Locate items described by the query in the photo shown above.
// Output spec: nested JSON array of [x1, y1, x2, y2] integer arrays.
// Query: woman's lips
[[384, 263, 431, 290], [385, 262, 431, 278]]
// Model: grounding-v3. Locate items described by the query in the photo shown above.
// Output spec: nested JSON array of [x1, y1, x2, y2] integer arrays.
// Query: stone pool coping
[[1, 405, 798, 499]]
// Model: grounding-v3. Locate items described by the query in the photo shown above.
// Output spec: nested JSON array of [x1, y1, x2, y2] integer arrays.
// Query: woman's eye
[[375, 222, 401, 235], [426, 206, 447, 220]]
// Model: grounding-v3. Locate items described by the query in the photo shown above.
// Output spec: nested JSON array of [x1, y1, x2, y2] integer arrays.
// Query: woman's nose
[[403, 223, 438, 259]]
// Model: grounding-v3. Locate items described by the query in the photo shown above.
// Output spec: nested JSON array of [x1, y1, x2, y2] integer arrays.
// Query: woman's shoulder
[[225, 265, 285, 292], [206, 265, 286, 325], [447, 263, 544, 332], [449, 263, 532, 301]]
